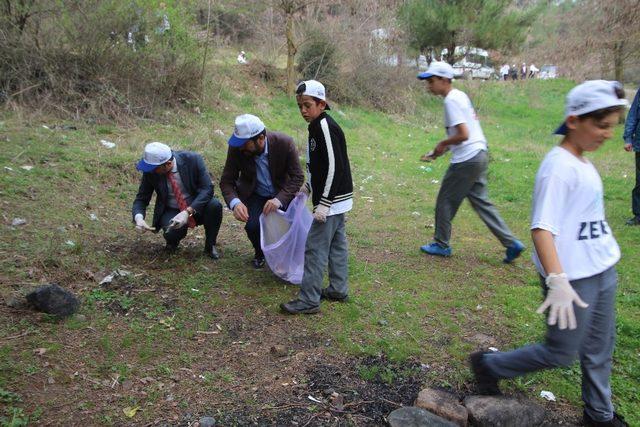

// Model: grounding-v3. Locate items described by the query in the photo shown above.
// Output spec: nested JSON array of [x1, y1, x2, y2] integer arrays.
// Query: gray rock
[[415, 388, 468, 426], [26, 284, 79, 317], [198, 416, 216, 427], [388, 406, 458, 427], [464, 395, 545, 427]]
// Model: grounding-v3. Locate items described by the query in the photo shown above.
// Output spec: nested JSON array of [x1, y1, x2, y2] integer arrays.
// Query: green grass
[[0, 78, 638, 424]]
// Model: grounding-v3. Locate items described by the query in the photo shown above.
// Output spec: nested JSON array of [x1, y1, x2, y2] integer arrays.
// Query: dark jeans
[[160, 198, 223, 250], [244, 194, 270, 258], [633, 152, 640, 217]]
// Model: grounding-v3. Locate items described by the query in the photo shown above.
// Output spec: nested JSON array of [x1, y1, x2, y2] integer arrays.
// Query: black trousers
[[160, 198, 223, 250], [633, 152, 640, 217], [244, 194, 270, 258]]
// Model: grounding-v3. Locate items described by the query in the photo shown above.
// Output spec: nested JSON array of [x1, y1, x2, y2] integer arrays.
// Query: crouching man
[[132, 142, 223, 259]]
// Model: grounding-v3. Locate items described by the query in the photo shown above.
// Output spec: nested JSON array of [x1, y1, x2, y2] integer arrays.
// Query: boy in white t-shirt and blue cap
[[417, 61, 525, 263], [470, 80, 628, 427]]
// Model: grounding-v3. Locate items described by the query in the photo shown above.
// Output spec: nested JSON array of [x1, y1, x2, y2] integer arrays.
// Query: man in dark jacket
[[624, 88, 640, 225], [220, 114, 304, 268], [132, 142, 223, 258]]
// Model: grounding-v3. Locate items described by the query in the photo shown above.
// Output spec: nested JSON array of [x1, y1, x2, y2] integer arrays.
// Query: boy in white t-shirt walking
[[470, 81, 628, 426], [417, 62, 525, 263]]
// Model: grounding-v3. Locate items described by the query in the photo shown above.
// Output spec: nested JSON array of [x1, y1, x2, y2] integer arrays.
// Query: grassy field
[[0, 76, 638, 425]]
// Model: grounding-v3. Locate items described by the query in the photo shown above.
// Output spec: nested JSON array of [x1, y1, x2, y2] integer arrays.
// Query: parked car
[[448, 47, 497, 80], [539, 65, 558, 80]]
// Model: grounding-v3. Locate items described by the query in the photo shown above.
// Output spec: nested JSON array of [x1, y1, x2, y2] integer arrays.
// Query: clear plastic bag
[[260, 192, 313, 284]]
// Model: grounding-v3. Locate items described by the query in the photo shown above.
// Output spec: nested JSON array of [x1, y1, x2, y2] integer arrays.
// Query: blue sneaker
[[420, 242, 452, 257], [504, 240, 525, 263]]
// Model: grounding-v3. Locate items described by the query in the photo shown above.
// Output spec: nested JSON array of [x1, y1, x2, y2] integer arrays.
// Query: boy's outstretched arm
[[532, 228, 588, 330]]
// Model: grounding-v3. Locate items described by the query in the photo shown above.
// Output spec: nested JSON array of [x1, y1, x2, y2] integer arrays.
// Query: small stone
[[6, 295, 27, 309], [74, 314, 87, 322], [388, 406, 457, 427], [199, 416, 216, 427], [89, 213, 98, 221], [378, 319, 388, 326], [464, 395, 545, 427], [415, 388, 468, 426], [270, 345, 287, 357], [47, 377, 55, 384]]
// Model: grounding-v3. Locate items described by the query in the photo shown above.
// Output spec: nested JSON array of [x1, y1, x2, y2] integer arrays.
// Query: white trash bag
[[260, 192, 313, 284]]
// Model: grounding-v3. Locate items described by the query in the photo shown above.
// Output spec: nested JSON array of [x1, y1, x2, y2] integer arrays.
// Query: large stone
[[415, 388, 468, 426], [464, 395, 546, 427], [388, 406, 458, 427], [26, 284, 79, 317]]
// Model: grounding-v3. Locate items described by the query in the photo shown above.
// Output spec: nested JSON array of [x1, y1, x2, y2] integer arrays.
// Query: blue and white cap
[[417, 61, 455, 80], [296, 80, 331, 110], [228, 114, 265, 147], [554, 80, 628, 135], [136, 142, 172, 173]]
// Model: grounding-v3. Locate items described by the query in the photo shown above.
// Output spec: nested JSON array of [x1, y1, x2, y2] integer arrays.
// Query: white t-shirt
[[443, 89, 487, 163], [531, 146, 620, 280]]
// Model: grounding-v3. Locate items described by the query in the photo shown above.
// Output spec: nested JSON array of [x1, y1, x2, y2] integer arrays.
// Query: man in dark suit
[[132, 142, 223, 259], [220, 114, 304, 268]]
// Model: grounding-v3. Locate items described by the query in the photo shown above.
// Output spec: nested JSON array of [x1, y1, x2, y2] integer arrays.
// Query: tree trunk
[[285, 10, 297, 96], [613, 40, 624, 82]]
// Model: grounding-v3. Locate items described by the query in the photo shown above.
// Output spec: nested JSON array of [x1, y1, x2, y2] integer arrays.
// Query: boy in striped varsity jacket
[[280, 80, 354, 315]]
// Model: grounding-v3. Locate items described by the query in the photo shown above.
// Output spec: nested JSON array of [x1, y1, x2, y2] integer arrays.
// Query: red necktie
[[167, 172, 196, 228]]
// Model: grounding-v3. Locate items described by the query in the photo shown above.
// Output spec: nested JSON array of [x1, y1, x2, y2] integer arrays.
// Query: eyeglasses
[[295, 82, 306, 95]]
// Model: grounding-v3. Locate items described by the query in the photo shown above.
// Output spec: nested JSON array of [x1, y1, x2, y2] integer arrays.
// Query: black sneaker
[[625, 216, 640, 226], [279, 299, 320, 315], [204, 245, 220, 260], [252, 256, 265, 269], [320, 288, 348, 302], [469, 351, 501, 395], [584, 411, 628, 427]]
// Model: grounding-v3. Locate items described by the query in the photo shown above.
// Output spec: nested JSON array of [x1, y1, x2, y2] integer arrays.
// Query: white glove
[[134, 214, 154, 233], [168, 210, 189, 230], [536, 273, 589, 330], [313, 204, 330, 223], [299, 183, 310, 197]]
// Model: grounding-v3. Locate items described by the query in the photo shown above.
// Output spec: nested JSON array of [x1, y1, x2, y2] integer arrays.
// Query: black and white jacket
[[304, 112, 353, 214]]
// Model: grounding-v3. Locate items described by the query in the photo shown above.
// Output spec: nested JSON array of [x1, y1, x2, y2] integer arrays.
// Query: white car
[[448, 47, 496, 80], [539, 65, 558, 80]]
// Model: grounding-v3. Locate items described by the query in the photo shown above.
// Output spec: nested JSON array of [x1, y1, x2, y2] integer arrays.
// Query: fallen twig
[[2, 330, 33, 340]]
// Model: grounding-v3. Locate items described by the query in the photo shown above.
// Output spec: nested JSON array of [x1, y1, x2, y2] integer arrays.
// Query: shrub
[[326, 45, 416, 114], [1, 0, 204, 120], [296, 28, 339, 82]]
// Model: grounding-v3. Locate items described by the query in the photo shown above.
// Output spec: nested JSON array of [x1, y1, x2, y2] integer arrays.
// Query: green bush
[[1, 0, 204, 120], [296, 28, 339, 82]]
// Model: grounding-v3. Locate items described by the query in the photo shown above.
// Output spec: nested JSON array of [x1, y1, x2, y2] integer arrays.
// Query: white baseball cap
[[137, 142, 172, 173], [417, 61, 454, 80], [295, 80, 331, 110], [228, 114, 265, 147], [554, 80, 628, 135]]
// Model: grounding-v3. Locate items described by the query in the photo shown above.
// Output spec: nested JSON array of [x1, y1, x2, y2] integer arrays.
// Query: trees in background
[[399, 0, 539, 64]]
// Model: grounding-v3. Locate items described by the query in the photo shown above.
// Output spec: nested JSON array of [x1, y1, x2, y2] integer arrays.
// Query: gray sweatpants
[[434, 150, 517, 248], [484, 267, 618, 422], [298, 214, 348, 306]]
